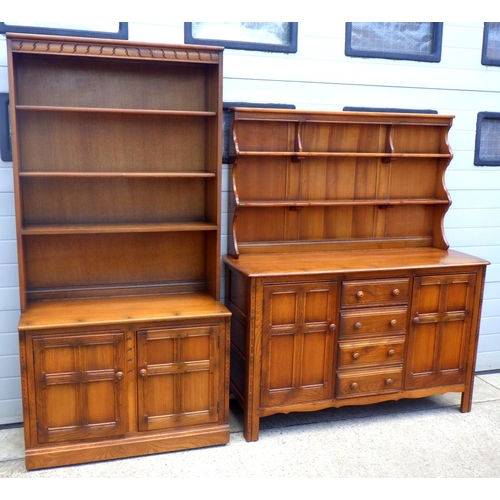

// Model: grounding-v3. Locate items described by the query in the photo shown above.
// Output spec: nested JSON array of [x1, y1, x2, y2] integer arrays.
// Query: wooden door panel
[[406, 273, 476, 389], [137, 323, 219, 431], [32, 330, 126, 444], [261, 281, 337, 407]]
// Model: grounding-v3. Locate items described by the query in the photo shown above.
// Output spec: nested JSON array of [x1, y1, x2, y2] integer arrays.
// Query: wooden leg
[[243, 405, 260, 442], [460, 390, 472, 413], [460, 369, 477, 412]]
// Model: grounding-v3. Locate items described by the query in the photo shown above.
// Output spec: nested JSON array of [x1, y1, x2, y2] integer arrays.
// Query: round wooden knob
[[356, 291, 364, 299], [115, 371, 124, 380], [354, 322, 362, 330], [390, 319, 397, 327], [392, 288, 400, 296], [388, 349, 395, 357], [385, 378, 393, 386], [329, 323, 336, 332], [139, 369, 148, 378], [352, 352, 360, 360], [350, 382, 359, 391], [413, 317, 420, 324]]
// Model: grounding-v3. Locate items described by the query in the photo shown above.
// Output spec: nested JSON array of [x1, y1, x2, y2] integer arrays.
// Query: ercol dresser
[[7, 34, 230, 470], [223, 108, 489, 442]]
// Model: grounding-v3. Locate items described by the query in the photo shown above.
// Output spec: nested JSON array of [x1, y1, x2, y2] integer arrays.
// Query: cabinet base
[[24, 425, 230, 471], [233, 385, 470, 442]]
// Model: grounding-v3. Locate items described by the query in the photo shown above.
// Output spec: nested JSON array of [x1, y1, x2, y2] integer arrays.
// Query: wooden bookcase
[[223, 108, 489, 441], [7, 34, 230, 470]]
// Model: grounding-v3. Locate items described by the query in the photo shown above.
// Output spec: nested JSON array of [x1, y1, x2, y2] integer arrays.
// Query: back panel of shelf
[[24, 231, 218, 301], [13, 52, 217, 112], [16, 111, 211, 173]]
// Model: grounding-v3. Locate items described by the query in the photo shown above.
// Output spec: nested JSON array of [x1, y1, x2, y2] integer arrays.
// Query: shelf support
[[382, 124, 396, 163], [292, 121, 306, 162]]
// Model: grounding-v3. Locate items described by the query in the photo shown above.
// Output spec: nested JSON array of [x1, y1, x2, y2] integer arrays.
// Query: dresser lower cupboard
[[19, 296, 230, 469], [223, 108, 489, 442]]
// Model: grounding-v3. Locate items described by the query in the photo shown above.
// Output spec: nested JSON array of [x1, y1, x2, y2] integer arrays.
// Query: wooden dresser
[[223, 108, 489, 442], [7, 34, 230, 469]]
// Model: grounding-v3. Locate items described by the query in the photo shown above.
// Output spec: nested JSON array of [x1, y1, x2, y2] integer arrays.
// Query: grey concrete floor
[[1, 372, 500, 479]]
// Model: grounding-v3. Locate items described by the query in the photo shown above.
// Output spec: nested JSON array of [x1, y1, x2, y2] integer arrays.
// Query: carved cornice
[[9, 38, 221, 63]]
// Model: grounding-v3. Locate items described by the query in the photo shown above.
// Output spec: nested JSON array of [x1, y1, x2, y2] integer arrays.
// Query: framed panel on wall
[[345, 22, 443, 63], [474, 112, 500, 166], [481, 23, 500, 66], [0, 22, 128, 39], [185, 23, 298, 53], [0, 93, 11, 162]]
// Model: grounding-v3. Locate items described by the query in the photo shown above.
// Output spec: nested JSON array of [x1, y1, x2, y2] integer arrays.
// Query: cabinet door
[[137, 323, 220, 431], [32, 330, 126, 444], [261, 281, 337, 407], [406, 273, 476, 389]]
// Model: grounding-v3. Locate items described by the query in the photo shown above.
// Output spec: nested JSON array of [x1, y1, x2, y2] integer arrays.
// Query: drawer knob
[[356, 291, 364, 299], [329, 323, 336, 332], [139, 369, 148, 378], [352, 352, 360, 360], [350, 382, 359, 391], [385, 378, 393, 386], [354, 322, 362, 330], [392, 288, 400, 296], [390, 319, 397, 327], [413, 317, 420, 324], [388, 349, 395, 357], [115, 371, 124, 380]]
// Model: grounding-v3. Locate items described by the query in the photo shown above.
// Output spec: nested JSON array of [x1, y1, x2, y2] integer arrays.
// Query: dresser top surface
[[19, 293, 230, 331], [223, 248, 489, 278]]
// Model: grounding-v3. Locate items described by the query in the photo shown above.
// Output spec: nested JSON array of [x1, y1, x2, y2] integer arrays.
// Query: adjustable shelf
[[21, 221, 218, 235], [16, 104, 217, 116], [19, 171, 217, 177]]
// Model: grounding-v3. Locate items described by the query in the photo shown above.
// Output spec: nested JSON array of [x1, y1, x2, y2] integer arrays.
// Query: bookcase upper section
[[7, 34, 223, 308], [228, 108, 454, 258]]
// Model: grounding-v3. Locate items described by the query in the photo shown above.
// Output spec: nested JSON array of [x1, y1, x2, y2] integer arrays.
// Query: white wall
[[1, 21, 499, 425]]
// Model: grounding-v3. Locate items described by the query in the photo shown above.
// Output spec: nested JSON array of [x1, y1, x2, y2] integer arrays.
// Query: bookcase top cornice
[[7, 33, 222, 63]]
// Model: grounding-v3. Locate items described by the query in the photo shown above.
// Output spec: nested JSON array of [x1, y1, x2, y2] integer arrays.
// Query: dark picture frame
[[343, 106, 437, 114], [481, 23, 500, 66], [345, 22, 443, 63], [0, 93, 11, 162], [185, 23, 298, 53], [0, 22, 128, 39], [474, 112, 500, 166]]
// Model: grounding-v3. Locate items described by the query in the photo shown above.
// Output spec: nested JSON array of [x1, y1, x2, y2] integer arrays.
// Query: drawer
[[341, 278, 409, 307], [336, 367, 402, 398], [340, 307, 407, 337], [338, 336, 405, 368]]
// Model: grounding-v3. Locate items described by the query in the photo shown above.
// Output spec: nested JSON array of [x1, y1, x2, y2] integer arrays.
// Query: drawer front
[[341, 278, 409, 307], [336, 367, 402, 398], [340, 307, 407, 337], [338, 336, 405, 368]]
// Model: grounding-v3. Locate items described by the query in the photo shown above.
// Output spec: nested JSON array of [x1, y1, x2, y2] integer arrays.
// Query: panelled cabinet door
[[137, 323, 220, 431], [261, 281, 338, 407], [32, 330, 127, 444], [406, 273, 476, 389]]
